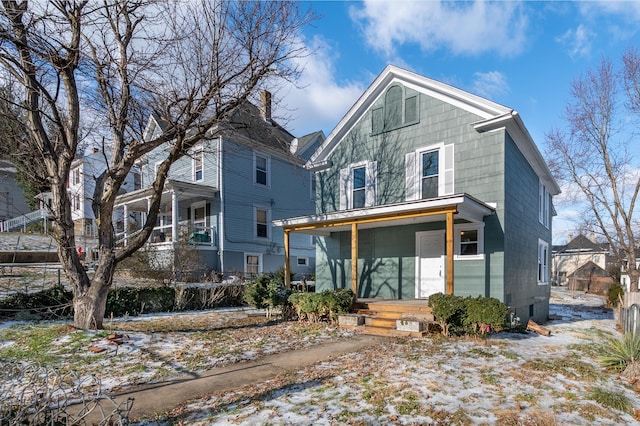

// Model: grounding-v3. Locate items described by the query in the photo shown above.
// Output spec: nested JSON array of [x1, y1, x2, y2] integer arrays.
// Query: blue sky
[[275, 0, 640, 244]]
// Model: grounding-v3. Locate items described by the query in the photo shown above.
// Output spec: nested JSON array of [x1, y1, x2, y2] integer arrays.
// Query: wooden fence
[[619, 304, 640, 335]]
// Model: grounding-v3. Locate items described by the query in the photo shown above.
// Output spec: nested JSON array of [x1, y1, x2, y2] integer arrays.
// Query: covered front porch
[[274, 193, 495, 298], [114, 179, 219, 249]]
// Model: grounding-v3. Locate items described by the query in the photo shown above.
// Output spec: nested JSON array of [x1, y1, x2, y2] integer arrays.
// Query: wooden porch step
[[359, 325, 394, 336], [365, 317, 397, 328], [357, 310, 403, 320]]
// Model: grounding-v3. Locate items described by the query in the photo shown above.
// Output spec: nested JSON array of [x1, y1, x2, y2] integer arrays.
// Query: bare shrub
[[0, 361, 133, 425]]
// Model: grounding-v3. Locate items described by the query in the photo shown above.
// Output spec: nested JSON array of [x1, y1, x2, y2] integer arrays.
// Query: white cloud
[[274, 35, 365, 137], [349, 0, 529, 59], [471, 71, 509, 100], [555, 24, 595, 58]]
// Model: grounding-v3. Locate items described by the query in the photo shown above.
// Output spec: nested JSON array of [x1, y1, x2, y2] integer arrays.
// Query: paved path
[[84, 334, 388, 424]]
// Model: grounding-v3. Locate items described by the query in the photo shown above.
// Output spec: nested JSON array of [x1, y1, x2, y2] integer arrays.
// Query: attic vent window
[[372, 85, 420, 134]]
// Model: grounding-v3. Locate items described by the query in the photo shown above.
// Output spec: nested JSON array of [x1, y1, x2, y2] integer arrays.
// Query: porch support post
[[123, 204, 129, 245], [446, 211, 454, 295], [351, 222, 358, 296], [284, 229, 291, 287], [171, 189, 178, 244]]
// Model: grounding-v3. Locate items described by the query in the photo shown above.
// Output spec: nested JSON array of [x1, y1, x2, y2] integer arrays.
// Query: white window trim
[[297, 256, 309, 266], [453, 223, 485, 260], [339, 161, 377, 210], [192, 145, 204, 182], [538, 239, 549, 285], [406, 142, 454, 201], [244, 253, 263, 276], [254, 205, 271, 239], [253, 152, 271, 188], [539, 180, 550, 228]]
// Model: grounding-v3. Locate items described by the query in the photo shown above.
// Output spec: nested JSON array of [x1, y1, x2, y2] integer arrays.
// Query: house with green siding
[[114, 91, 318, 279], [274, 65, 560, 323]]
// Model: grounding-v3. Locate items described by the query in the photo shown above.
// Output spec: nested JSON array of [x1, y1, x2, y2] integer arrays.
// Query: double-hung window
[[255, 207, 269, 238], [352, 166, 366, 209], [255, 153, 269, 186], [538, 239, 549, 284], [539, 180, 550, 228], [421, 150, 439, 199], [193, 147, 203, 182], [405, 143, 454, 201], [339, 161, 377, 210]]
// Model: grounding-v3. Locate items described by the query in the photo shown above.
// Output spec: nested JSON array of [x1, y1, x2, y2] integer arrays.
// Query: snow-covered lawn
[[1, 287, 639, 425]]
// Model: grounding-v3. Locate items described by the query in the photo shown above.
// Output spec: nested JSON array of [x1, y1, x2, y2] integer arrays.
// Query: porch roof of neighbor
[[273, 193, 495, 236], [114, 179, 218, 211]]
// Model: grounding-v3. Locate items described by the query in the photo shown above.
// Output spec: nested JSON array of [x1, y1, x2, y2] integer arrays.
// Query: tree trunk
[[73, 285, 110, 329]]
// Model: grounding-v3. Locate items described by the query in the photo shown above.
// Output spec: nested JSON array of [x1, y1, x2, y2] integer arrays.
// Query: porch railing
[[116, 224, 218, 248], [1, 209, 49, 232]]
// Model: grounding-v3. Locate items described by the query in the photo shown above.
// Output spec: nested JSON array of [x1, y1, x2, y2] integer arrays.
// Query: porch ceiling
[[114, 179, 218, 211], [273, 193, 495, 236]]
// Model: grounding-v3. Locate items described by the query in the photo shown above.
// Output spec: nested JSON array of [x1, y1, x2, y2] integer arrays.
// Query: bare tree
[[0, 0, 313, 328], [546, 49, 640, 293]]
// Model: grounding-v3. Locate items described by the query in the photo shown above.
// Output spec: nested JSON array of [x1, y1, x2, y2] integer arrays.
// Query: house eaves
[[307, 64, 512, 168], [273, 193, 494, 236]]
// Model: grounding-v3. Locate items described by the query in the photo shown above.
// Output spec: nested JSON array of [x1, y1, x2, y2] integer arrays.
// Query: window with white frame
[[454, 223, 484, 258], [405, 143, 454, 201], [255, 207, 269, 238], [538, 239, 549, 284], [245, 254, 260, 277], [72, 167, 81, 185], [72, 194, 81, 211], [297, 257, 308, 266], [339, 161, 377, 210], [254, 153, 269, 186], [421, 149, 439, 199], [193, 146, 203, 181], [539, 180, 550, 228]]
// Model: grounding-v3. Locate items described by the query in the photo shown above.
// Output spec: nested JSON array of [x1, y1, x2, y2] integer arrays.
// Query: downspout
[[218, 136, 225, 274]]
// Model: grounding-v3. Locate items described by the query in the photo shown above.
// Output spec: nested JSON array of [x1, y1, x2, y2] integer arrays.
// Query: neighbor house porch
[[114, 179, 219, 249]]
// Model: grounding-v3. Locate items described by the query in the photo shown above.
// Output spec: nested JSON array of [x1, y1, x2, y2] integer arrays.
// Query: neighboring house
[[114, 91, 318, 279], [621, 258, 640, 291], [67, 148, 141, 241], [566, 261, 614, 295], [0, 160, 30, 230], [551, 234, 613, 287], [274, 65, 560, 323]]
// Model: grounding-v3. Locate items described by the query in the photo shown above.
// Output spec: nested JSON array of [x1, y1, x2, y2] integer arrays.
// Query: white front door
[[416, 230, 445, 298]]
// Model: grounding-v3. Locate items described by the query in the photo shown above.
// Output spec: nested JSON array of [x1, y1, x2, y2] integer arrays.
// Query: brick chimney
[[260, 90, 272, 124]]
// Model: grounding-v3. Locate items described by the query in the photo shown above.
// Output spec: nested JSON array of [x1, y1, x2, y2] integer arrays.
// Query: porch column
[[284, 229, 291, 287], [351, 223, 358, 296], [123, 204, 129, 245], [446, 211, 454, 295], [171, 189, 178, 244]]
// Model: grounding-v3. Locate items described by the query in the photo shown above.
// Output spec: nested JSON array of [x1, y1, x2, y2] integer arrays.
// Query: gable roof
[[553, 234, 610, 254], [307, 64, 560, 195], [568, 260, 611, 279]]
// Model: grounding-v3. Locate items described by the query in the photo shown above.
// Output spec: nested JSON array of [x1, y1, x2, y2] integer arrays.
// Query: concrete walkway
[[85, 334, 388, 424]]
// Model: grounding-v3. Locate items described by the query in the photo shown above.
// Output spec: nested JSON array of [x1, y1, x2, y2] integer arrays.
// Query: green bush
[[0, 285, 73, 320], [607, 283, 625, 307], [599, 333, 640, 371], [428, 293, 464, 337], [463, 295, 508, 335], [243, 270, 293, 318], [288, 289, 355, 323]]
